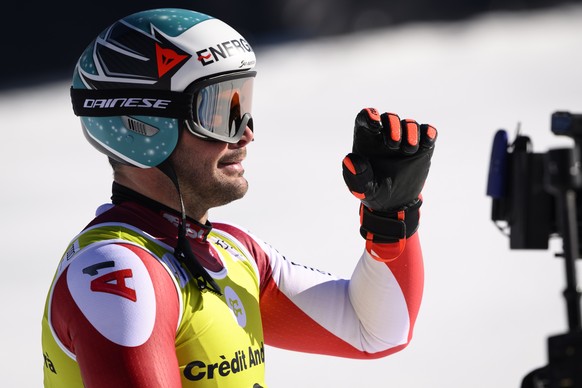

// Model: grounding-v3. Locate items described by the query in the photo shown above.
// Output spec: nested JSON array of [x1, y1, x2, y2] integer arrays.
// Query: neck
[[113, 164, 209, 224]]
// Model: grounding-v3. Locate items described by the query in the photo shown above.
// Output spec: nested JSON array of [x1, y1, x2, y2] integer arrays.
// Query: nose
[[231, 125, 254, 148]]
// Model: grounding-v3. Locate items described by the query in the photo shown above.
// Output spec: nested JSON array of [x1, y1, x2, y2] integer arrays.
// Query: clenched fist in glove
[[342, 107, 437, 261]]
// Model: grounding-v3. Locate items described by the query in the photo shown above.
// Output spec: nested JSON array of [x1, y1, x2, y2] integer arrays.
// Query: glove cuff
[[359, 198, 422, 244]]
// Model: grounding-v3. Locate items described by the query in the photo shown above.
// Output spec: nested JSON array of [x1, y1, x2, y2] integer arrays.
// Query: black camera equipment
[[486, 111, 582, 388]]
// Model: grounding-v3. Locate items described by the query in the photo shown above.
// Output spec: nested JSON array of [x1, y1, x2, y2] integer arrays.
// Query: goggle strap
[[70, 87, 192, 118]]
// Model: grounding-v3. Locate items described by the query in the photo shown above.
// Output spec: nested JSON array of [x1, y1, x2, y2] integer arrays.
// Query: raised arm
[[236, 107, 437, 358]]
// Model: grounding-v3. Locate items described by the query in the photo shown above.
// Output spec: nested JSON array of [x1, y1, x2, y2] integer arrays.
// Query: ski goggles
[[184, 71, 256, 143], [70, 70, 256, 144]]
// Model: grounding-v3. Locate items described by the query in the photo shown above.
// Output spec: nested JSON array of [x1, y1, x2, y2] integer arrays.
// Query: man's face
[[170, 126, 254, 211]]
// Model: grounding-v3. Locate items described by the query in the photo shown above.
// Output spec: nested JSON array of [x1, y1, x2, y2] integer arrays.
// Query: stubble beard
[[174, 162, 249, 215]]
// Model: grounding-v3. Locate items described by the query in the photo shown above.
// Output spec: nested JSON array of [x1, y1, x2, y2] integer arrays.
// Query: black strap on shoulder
[[157, 160, 222, 296], [70, 87, 193, 118]]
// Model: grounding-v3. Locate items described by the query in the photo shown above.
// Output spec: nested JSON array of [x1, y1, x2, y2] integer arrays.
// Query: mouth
[[218, 155, 244, 166], [218, 159, 242, 167], [218, 151, 246, 174]]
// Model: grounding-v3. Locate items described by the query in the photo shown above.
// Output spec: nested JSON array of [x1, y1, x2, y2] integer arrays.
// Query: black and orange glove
[[342, 107, 437, 260]]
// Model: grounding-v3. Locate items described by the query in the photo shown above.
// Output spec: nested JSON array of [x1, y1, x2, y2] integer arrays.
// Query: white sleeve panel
[[250, 233, 410, 353], [347, 251, 410, 349]]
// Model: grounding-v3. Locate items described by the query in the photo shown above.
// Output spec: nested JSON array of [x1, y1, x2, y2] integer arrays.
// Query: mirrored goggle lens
[[189, 72, 255, 143]]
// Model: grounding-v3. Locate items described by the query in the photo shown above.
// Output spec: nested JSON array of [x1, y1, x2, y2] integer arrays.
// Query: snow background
[[1, 4, 582, 387]]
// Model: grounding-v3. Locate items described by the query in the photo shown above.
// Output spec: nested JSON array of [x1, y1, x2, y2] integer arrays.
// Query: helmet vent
[[122, 116, 160, 137]]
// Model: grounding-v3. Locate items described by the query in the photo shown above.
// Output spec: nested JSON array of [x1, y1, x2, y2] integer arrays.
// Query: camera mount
[[487, 112, 582, 387]]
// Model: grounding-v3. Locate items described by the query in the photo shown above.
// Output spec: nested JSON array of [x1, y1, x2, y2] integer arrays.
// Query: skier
[[41, 8, 437, 387]]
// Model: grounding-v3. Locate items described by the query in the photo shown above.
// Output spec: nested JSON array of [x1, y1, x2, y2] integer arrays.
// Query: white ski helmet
[[71, 8, 257, 168]]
